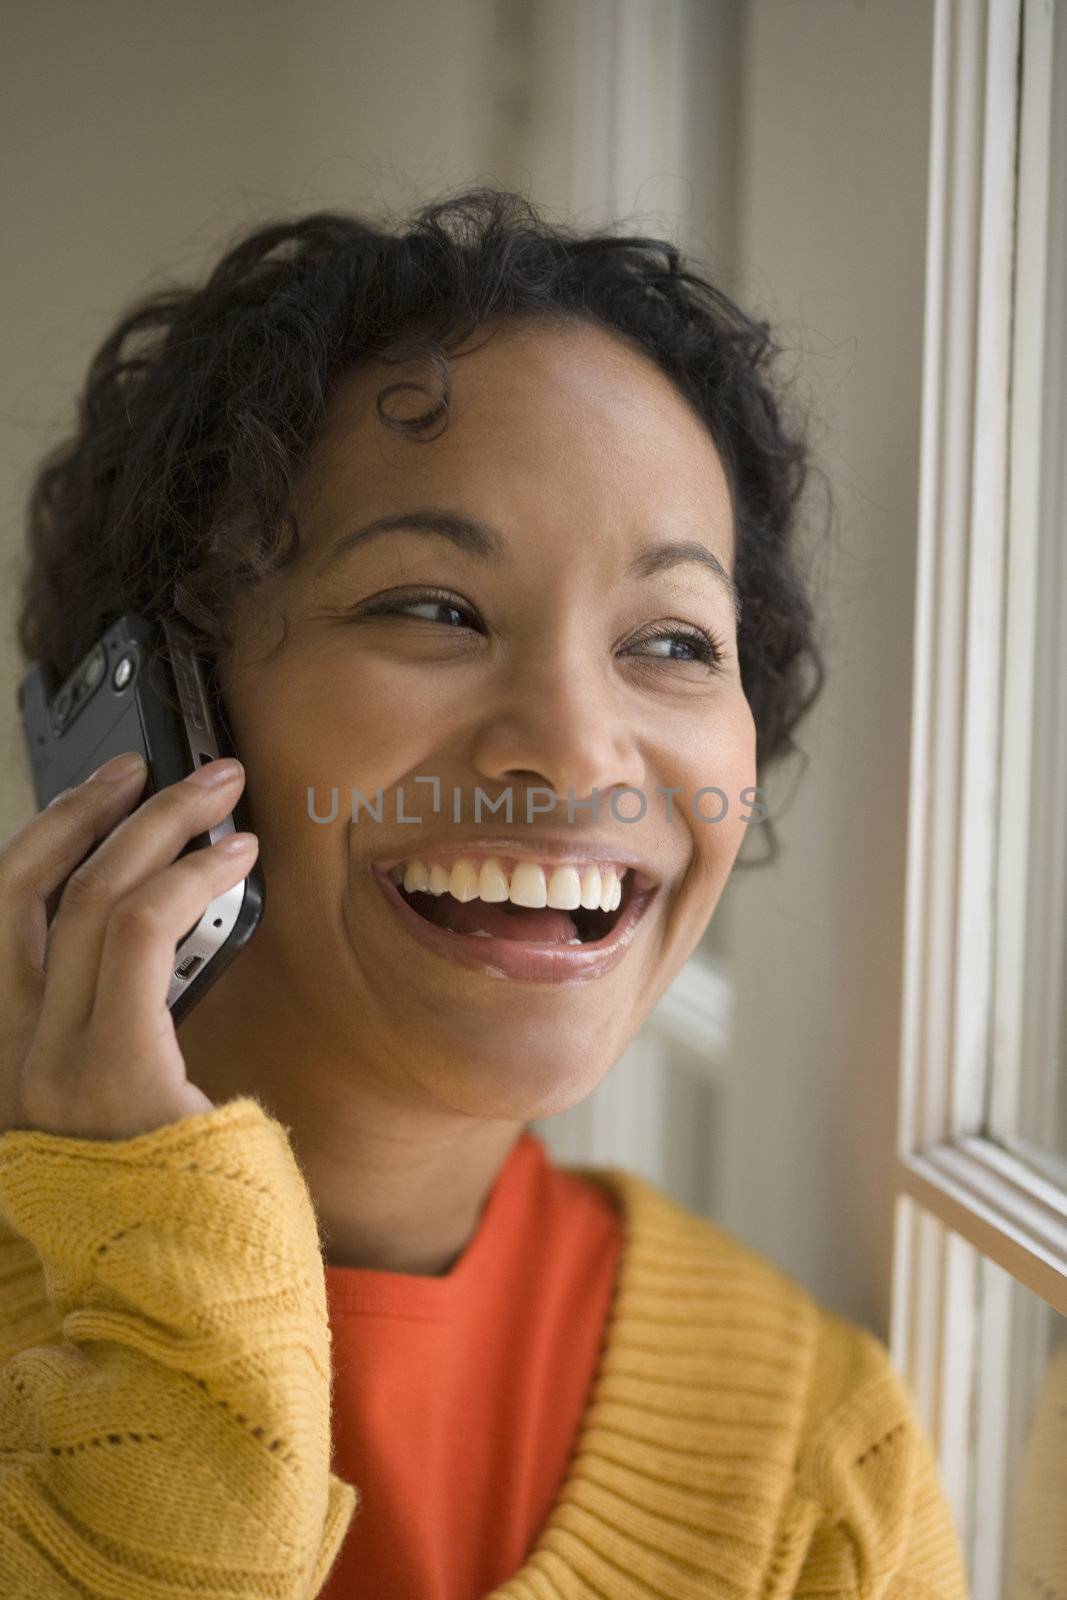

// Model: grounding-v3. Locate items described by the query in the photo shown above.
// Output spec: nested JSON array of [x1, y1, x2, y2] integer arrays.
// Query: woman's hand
[[0, 751, 259, 1140]]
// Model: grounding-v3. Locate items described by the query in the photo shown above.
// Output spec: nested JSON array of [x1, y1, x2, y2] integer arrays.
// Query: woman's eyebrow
[[315, 509, 510, 575], [315, 508, 741, 623]]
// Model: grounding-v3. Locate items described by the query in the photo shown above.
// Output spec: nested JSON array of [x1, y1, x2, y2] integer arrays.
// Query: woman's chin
[[383, 1032, 618, 1122]]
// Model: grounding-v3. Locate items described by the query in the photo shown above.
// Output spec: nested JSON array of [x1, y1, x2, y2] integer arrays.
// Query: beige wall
[[0, 0, 935, 1335], [720, 0, 935, 1332]]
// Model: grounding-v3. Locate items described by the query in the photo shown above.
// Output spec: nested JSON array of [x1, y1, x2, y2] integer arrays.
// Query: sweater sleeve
[[0, 1212, 64, 1366], [765, 1308, 970, 1599], [0, 1094, 359, 1599]]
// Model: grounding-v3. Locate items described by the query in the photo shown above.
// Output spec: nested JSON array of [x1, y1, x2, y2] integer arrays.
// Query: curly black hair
[[13, 185, 829, 868]]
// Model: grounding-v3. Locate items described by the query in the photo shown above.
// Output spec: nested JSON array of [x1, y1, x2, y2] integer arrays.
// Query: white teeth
[[508, 861, 547, 907], [579, 865, 602, 909], [390, 855, 630, 911], [402, 860, 431, 894], [448, 859, 480, 902], [546, 865, 582, 909], [476, 859, 509, 902]]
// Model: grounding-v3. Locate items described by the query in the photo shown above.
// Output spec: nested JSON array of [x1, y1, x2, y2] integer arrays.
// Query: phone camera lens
[[112, 653, 137, 691]]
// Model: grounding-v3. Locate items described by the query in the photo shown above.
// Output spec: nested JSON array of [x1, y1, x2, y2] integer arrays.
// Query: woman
[[0, 189, 969, 1598]]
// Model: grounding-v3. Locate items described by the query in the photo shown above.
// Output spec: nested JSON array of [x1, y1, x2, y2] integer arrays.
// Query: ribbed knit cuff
[[0, 1094, 352, 1596]]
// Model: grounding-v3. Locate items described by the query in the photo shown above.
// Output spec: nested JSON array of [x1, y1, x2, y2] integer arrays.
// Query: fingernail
[[190, 758, 243, 787], [89, 751, 147, 785], [218, 831, 257, 853]]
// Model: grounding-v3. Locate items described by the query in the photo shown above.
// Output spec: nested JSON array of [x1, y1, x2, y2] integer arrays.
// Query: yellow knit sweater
[[0, 1094, 970, 1599]]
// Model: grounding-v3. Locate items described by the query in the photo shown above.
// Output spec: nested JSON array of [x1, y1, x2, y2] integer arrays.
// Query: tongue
[[412, 892, 579, 944]]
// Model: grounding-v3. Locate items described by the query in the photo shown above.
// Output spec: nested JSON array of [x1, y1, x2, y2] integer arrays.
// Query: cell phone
[[17, 612, 265, 1024]]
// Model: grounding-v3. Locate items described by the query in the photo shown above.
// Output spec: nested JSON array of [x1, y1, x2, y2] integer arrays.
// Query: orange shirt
[[319, 1129, 623, 1600]]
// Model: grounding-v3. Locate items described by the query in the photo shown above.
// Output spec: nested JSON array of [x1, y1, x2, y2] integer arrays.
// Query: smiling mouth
[[372, 861, 657, 983], [395, 878, 629, 945]]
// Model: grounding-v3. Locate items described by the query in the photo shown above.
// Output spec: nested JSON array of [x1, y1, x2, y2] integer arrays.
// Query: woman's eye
[[626, 628, 727, 669], [362, 594, 478, 629]]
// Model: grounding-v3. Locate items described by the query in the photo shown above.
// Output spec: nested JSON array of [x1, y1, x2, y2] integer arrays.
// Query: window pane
[[991, 0, 1067, 1189], [996, 1259, 1067, 1599]]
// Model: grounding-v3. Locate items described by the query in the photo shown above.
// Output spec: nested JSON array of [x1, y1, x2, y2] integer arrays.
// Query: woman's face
[[213, 317, 756, 1121]]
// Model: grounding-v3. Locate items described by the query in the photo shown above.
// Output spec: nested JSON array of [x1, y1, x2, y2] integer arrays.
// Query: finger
[[0, 752, 148, 996], [89, 832, 259, 1054], [41, 762, 246, 1030]]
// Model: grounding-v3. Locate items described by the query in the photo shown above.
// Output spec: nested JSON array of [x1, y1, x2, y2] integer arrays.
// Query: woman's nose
[[469, 667, 647, 810]]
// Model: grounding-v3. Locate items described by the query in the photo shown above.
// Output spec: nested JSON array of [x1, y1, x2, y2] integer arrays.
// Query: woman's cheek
[[676, 704, 756, 869], [246, 677, 471, 872]]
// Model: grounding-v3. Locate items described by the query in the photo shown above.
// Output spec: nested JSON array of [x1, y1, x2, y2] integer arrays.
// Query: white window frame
[[891, 0, 1067, 1583]]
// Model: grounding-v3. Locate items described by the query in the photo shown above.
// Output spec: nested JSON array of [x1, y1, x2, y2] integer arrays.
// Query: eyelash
[[357, 590, 729, 669]]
